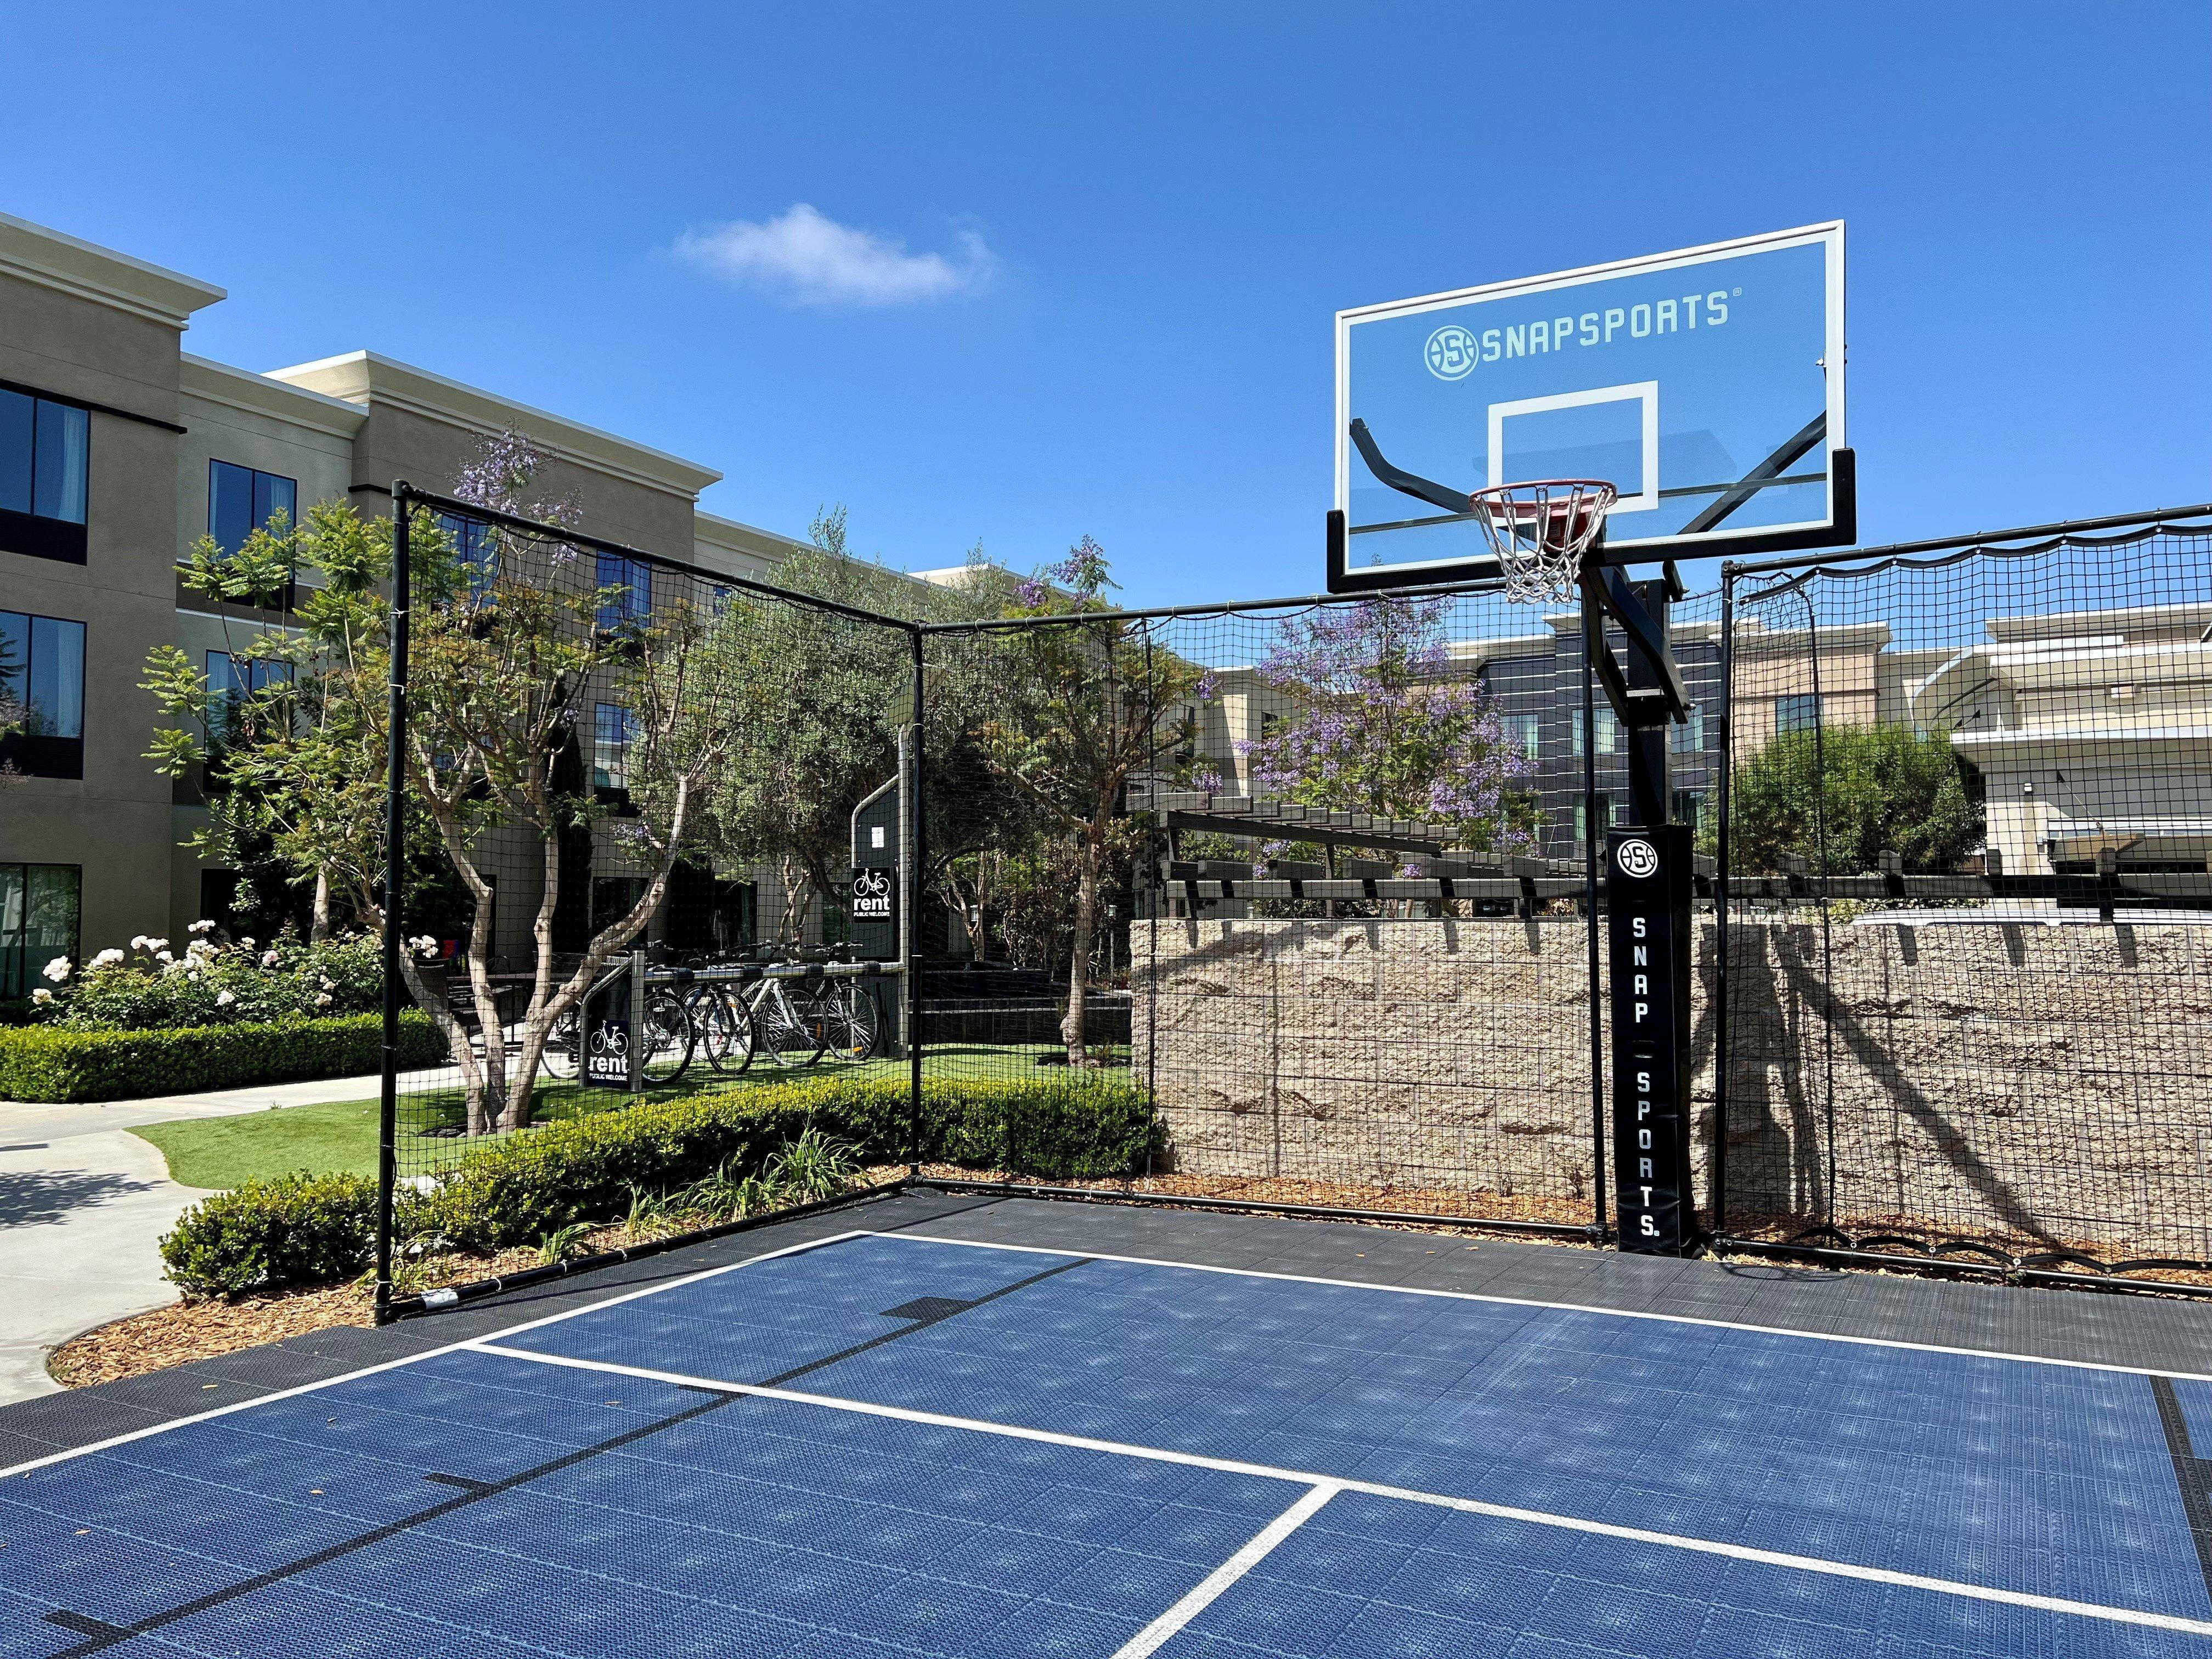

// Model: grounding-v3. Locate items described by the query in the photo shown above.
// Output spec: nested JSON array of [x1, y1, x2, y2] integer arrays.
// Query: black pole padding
[[375, 483, 413, 1325]]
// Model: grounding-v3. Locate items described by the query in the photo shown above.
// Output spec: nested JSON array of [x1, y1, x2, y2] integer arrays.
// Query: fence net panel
[[922, 584, 1724, 1229], [1717, 524, 2212, 1273], [387, 499, 918, 1288]]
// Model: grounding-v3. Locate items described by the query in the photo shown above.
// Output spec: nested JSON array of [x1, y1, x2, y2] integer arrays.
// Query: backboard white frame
[[1333, 221, 1846, 584]]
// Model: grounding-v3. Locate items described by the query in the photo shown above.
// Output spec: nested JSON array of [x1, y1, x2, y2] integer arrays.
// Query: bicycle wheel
[[640, 987, 695, 1084], [823, 980, 879, 1062], [543, 1007, 581, 1079], [699, 985, 756, 1074], [756, 985, 824, 1068]]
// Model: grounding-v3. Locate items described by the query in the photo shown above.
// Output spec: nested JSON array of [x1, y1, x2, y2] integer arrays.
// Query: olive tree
[[144, 435, 737, 1132]]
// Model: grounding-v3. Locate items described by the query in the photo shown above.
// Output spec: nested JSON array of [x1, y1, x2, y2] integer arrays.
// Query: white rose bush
[[28, 929, 385, 1031]]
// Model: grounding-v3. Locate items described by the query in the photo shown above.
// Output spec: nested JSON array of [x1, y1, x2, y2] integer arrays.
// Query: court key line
[[1111, 1482, 1341, 1659], [885, 1228, 2212, 1382], [466, 1340, 2212, 1641]]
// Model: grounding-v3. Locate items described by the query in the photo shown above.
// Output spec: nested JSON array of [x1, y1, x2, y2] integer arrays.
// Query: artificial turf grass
[[131, 1042, 1130, 1190]]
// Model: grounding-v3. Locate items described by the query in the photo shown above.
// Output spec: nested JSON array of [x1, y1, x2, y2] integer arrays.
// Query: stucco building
[[0, 212, 822, 995]]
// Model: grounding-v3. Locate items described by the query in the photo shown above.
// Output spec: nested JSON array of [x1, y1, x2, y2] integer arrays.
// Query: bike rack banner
[[1608, 826, 1696, 1255], [851, 866, 897, 926], [582, 953, 646, 1092]]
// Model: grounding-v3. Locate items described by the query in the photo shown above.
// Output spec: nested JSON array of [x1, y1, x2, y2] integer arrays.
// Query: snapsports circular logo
[[1615, 837, 1660, 880], [1424, 324, 1479, 381]]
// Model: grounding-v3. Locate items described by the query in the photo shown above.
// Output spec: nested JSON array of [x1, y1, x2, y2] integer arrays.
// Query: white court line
[[1111, 1482, 1340, 1659], [0, 1226, 880, 1481], [464, 1341, 2212, 1640], [882, 1229, 2212, 1383]]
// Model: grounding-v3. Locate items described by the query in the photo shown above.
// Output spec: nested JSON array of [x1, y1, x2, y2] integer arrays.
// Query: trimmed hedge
[[160, 1172, 381, 1296], [0, 1011, 446, 1103], [159, 1072, 1161, 1295]]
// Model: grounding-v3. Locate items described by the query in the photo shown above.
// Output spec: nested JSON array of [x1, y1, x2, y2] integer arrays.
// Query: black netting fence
[[369, 482, 2212, 1313], [1714, 522, 2212, 1276], [377, 488, 922, 1309]]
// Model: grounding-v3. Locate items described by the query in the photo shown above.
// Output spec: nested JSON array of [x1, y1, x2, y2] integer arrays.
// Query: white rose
[[319, 975, 335, 990], [144, 939, 168, 953], [314, 992, 334, 1007], [262, 951, 281, 968], [155, 950, 174, 964], [189, 919, 216, 935], [42, 957, 70, 983], [186, 970, 200, 982], [216, 990, 236, 1006], [30, 988, 53, 1005], [240, 936, 256, 950], [92, 948, 125, 968], [129, 935, 150, 952]]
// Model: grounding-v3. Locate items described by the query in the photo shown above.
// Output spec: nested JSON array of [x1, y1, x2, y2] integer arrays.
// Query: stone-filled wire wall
[[1135, 912, 2212, 1262]]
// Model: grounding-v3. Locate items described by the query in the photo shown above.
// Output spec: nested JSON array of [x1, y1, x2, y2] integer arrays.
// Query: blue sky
[[5, 2, 2206, 603]]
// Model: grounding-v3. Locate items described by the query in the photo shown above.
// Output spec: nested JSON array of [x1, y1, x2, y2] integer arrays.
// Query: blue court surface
[[6, 1227, 2212, 1658]]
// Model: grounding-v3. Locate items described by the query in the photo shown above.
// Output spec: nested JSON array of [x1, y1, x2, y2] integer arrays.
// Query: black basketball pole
[[374, 483, 411, 1326]]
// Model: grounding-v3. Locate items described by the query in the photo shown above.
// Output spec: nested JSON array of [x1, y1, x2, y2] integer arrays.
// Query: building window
[[0, 863, 80, 998], [205, 652, 293, 749], [594, 703, 640, 793], [0, 387, 90, 562], [1572, 708, 1621, 756], [1572, 794, 1616, 840], [596, 554, 652, 632], [1505, 714, 1541, 759], [436, 511, 499, 594], [1672, 788, 1707, 832], [0, 610, 86, 778], [1776, 694, 1822, 735], [209, 461, 297, 556], [1671, 703, 1706, 754]]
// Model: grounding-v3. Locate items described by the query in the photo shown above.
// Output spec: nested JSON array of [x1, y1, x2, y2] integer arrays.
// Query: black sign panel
[[1608, 825, 1696, 1254], [851, 866, 897, 926], [583, 970, 632, 1090]]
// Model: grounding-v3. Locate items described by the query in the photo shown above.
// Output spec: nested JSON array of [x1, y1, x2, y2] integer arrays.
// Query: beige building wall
[[0, 216, 222, 966], [0, 211, 917, 968]]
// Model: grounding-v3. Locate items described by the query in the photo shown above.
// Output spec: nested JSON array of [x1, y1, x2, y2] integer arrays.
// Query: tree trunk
[[1060, 830, 1101, 1065], [310, 868, 332, 942]]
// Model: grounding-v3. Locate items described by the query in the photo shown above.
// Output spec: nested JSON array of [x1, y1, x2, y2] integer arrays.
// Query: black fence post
[[1582, 598, 1609, 1243], [1711, 567, 1735, 1243], [375, 482, 412, 1325], [907, 627, 925, 1177]]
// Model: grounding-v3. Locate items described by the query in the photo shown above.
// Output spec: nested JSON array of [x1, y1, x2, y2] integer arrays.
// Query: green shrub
[[0, 1011, 445, 1103], [160, 1171, 381, 1296], [157, 1072, 1161, 1294]]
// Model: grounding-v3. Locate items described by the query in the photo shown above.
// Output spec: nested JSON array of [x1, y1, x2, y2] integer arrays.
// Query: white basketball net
[[1469, 479, 1618, 605]]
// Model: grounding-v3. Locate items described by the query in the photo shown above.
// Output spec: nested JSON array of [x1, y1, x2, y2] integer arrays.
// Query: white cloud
[[673, 204, 996, 307]]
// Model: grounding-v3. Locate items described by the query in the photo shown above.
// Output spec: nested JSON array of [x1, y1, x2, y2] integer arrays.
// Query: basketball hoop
[[1469, 479, 1617, 606]]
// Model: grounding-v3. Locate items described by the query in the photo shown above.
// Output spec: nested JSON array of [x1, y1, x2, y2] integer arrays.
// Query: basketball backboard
[[1328, 222, 1849, 592]]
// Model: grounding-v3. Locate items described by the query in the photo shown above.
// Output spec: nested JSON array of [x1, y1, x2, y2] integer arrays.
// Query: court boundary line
[[883, 1229, 2212, 1382], [464, 1341, 2212, 1640], [1110, 1482, 1341, 1659], [0, 1226, 880, 1481]]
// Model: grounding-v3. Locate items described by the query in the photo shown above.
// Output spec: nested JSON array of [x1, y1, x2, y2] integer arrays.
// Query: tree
[[1721, 721, 1984, 875], [691, 507, 1009, 945], [979, 538, 1205, 1063], [144, 432, 738, 1133], [1236, 595, 1537, 853]]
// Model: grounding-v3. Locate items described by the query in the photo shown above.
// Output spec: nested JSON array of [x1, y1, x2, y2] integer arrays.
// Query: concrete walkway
[[0, 1072, 382, 1403]]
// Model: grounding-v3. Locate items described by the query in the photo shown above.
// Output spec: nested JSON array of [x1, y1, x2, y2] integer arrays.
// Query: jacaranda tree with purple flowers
[[1237, 596, 1536, 854]]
